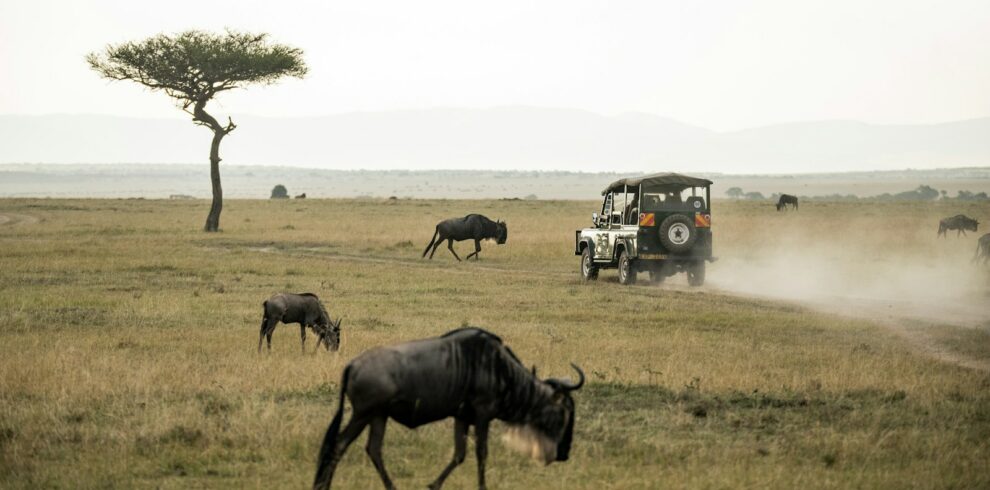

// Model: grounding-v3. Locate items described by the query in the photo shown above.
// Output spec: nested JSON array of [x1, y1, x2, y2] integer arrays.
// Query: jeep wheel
[[649, 262, 670, 284], [618, 250, 637, 285], [687, 261, 705, 287], [581, 247, 598, 281], [659, 214, 697, 254]]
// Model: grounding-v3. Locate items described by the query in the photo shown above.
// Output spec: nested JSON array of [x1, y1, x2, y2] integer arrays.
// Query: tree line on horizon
[[726, 185, 990, 202]]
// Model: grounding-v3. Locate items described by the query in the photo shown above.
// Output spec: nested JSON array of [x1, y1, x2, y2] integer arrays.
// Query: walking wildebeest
[[776, 194, 798, 211], [973, 233, 990, 264], [259, 293, 341, 353], [422, 214, 507, 261], [938, 214, 979, 238], [312, 327, 584, 490]]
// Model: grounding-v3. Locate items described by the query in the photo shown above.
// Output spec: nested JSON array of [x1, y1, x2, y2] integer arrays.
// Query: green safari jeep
[[574, 173, 714, 286]]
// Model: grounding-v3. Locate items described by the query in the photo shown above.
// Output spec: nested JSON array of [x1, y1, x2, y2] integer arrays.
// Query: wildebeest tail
[[422, 227, 439, 257], [313, 365, 351, 489]]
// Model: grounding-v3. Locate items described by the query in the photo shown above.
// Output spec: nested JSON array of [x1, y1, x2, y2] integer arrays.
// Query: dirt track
[[237, 242, 990, 372], [0, 213, 40, 226], [711, 288, 990, 372]]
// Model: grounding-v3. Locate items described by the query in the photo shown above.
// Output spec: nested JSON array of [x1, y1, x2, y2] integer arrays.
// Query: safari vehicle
[[575, 173, 714, 286]]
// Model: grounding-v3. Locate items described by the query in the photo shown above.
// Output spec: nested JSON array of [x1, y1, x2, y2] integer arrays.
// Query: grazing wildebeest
[[973, 233, 990, 264], [938, 214, 979, 238], [259, 293, 341, 353], [296, 193, 307, 199], [422, 214, 507, 261], [312, 327, 584, 490], [776, 194, 798, 211]]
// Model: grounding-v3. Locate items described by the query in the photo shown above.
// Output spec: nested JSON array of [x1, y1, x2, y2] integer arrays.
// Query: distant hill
[[1, 163, 988, 199], [1, 108, 988, 173]]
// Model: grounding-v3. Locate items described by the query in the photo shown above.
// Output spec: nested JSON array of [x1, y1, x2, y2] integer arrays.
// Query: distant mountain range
[[1, 108, 988, 173]]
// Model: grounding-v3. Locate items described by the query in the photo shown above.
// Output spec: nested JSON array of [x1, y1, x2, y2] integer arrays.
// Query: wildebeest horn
[[551, 363, 585, 391]]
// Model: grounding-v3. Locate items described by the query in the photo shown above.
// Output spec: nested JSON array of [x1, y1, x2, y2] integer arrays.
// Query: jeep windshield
[[641, 185, 709, 212]]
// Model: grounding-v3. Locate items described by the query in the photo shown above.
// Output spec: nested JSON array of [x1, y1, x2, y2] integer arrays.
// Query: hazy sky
[[1, 0, 987, 131]]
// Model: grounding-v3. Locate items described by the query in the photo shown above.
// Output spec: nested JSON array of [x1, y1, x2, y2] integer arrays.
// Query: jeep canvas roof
[[602, 173, 714, 195]]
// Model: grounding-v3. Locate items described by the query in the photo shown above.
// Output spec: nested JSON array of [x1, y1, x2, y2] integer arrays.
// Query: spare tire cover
[[658, 214, 697, 253]]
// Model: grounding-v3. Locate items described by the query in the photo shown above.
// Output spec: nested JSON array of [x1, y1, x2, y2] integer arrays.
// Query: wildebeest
[[422, 214, 507, 261], [312, 327, 584, 490], [938, 214, 979, 237], [259, 293, 340, 353], [776, 194, 798, 211], [296, 193, 307, 199], [973, 233, 990, 264]]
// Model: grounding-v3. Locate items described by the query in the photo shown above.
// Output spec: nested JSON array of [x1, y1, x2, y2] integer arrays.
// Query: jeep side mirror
[[592, 212, 599, 226]]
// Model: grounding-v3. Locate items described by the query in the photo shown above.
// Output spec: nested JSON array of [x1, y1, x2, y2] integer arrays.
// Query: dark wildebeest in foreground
[[259, 293, 341, 353], [973, 233, 990, 264], [938, 214, 979, 238], [312, 327, 584, 490], [776, 194, 798, 211], [422, 214, 508, 261]]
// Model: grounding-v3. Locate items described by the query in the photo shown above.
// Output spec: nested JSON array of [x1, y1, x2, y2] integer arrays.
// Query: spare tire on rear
[[658, 214, 697, 254]]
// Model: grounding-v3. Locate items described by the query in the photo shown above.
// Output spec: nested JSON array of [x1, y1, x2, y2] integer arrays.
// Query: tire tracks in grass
[[0, 213, 39, 226]]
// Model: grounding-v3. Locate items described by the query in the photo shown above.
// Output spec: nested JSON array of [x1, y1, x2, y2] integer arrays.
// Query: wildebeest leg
[[260, 317, 278, 352], [300, 324, 307, 354], [314, 414, 371, 490], [447, 239, 462, 261], [258, 317, 268, 353], [474, 420, 490, 490], [365, 416, 395, 490], [428, 418, 468, 490], [429, 234, 444, 259], [465, 239, 481, 260]]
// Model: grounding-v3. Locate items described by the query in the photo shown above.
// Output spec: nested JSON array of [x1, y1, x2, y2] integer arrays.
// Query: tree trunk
[[192, 99, 235, 233], [204, 130, 225, 232]]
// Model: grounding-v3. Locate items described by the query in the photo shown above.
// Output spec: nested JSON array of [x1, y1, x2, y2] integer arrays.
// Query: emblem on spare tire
[[658, 214, 697, 253], [668, 223, 690, 244]]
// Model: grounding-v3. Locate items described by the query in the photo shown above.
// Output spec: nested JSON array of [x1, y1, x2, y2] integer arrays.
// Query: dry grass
[[0, 197, 988, 489]]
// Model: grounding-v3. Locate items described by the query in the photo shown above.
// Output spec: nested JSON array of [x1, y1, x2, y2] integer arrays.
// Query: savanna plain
[[0, 197, 988, 489]]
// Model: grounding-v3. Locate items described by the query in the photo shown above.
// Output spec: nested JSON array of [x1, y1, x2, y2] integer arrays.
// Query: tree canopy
[[86, 30, 306, 112]]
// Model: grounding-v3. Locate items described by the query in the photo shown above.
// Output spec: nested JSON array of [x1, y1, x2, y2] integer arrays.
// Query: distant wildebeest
[[312, 327, 584, 490], [938, 214, 979, 238], [973, 233, 990, 264], [259, 293, 340, 353], [295, 193, 307, 199], [776, 194, 798, 211], [422, 214, 508, 261]]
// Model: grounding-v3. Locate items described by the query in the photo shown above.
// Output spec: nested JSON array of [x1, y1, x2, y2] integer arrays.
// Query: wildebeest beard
[[502, 424, 557, 465], [501, 393, 574, 464]]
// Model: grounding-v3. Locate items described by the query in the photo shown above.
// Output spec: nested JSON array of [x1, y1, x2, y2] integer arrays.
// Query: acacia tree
[[87, 30, 307, 231]]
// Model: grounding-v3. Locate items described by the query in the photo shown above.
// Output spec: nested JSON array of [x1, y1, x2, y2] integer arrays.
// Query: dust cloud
[[707, 229, 990, 329]]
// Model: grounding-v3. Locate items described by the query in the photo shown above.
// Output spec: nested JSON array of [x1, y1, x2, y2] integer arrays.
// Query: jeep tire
[[659, 214, 697, 254], [649, 262, 671, 284], [581, 247, 598, 281], [618, 250, 637, 285], [687, 261, 705, 287]]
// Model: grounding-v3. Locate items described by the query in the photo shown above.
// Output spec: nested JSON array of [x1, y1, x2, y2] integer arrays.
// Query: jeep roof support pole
[[706, 186, 711, 211], [623, 185, 628, 225]]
